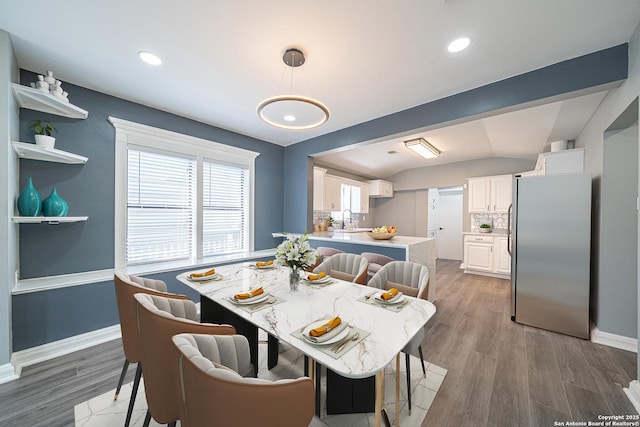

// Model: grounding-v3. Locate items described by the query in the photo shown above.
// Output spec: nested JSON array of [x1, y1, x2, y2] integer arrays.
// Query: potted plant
[[28, 120, 57, 149], [479, 223, 492, 233]]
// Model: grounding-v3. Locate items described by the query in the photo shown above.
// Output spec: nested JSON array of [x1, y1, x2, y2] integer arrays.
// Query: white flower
[[275, 233, 317, 270]]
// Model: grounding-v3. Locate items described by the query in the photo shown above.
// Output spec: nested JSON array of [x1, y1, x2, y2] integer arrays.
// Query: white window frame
[[110, 117, 259, 269]]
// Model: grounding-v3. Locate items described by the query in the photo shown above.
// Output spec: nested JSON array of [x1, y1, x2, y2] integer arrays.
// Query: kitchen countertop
[[463, 230, 509, 236], [273, 231, 433, 248]]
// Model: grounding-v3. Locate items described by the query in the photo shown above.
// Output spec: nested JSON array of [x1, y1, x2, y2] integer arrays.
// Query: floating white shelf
[[12, 141, 88, 164], [12, 216, 88, 224], [12, 83, 88, 119]]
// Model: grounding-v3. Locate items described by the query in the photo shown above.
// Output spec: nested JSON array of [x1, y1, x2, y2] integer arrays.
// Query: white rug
[[75, 342, 446, 427]]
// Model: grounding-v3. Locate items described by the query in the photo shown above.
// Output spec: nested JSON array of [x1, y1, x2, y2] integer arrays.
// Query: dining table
[[177, 261, 436, 427]]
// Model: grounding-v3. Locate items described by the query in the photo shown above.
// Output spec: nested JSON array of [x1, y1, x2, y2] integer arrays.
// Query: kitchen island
[[273, 231, 437, 300]]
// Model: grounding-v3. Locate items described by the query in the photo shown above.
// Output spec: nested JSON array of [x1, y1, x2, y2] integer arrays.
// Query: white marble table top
[[177, 262, 436, 379]]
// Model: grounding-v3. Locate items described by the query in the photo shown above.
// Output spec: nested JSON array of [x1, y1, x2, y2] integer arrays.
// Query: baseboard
[[10, 324, 121, 378], [463, 269, 511, 280], [0, 362, 19, 384], [624, 380, 640, 414], [591, 324, 638, 353]]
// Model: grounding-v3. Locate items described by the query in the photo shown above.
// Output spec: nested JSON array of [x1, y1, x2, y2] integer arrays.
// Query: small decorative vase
[[34, 134, 55, 148], [17, 177, 42, 217], [42, 188, 68, 217], [289, 266, 300, 291]]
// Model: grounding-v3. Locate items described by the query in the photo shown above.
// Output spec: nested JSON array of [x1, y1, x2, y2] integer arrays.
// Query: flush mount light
[[138, 51, 162, 66], [404, 138, 441, 159], [447, 37, 471, 53], [257, 48, 330, 130]]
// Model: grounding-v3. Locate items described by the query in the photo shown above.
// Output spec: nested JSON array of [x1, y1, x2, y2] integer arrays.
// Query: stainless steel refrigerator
[[509, 172, 591, 339]]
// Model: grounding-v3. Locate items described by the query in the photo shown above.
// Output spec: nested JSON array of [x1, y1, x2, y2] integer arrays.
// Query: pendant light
[[257, 48, 330, 130]]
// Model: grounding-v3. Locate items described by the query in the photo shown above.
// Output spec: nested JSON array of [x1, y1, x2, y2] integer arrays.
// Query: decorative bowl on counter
[[367, 231, 397, 240]]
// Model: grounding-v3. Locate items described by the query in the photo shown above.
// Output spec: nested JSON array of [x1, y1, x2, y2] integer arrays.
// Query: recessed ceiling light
[[138, 51, 162, 66], [447, 37, 471, 53], [284, 115, 296, 122]]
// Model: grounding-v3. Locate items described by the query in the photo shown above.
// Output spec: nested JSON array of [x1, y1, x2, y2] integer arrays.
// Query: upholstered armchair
[[313, 252, 368, 285]]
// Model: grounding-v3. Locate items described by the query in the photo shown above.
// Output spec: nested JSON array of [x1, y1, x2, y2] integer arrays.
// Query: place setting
[[302, 271, 334, 287], [185, 268, 225, 284], [227, 286, 285, 313], [291, 315, 369, 359], [357, 287, 412, 312], [246, 259, 278, 270]]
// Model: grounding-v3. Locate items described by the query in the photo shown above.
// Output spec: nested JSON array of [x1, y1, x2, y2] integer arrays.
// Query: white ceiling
[[0, 0, 638, 151], [313, 90, 608, 178]]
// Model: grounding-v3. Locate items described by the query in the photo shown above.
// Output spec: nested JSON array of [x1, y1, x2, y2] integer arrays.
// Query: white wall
[[0, 30, 19, 376], [577, 22, 640, 356]]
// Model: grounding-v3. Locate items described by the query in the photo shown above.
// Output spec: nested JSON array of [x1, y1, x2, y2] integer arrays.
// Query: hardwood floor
[[422, 259, 637, 427], [0, 259, 636, 426]]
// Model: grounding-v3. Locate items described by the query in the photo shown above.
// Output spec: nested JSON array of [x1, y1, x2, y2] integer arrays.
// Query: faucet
[[341, 209, 352, 229]]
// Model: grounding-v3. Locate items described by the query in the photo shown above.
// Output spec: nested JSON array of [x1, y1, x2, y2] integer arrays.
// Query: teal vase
[[42, 188, 69, 217], [17, 177, 42, 217]]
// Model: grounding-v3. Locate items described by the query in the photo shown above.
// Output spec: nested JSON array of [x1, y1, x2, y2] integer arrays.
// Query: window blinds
[[127, 149, 195, 265]]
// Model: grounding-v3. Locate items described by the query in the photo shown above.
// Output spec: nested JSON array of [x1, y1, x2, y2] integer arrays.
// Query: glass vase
[[289, 266, 300, 291]]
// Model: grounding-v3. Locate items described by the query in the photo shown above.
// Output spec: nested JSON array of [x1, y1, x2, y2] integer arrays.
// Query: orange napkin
[[381, 288, 399, 300], [234, 287, 264, 300], [309, 316, 341, 337], [190, 268, 216, 278], [307, 271, 327, 281], [256, 260, 274, 267]]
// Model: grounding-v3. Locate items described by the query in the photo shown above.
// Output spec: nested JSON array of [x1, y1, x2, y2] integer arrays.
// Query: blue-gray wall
[[13, 69, 284, 350], [282, 44, 629, 233]]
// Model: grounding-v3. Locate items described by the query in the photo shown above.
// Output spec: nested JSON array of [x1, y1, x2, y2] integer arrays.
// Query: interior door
[[437, 188, 463, 260]]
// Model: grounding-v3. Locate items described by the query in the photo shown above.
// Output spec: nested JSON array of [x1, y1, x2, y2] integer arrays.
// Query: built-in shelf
[[12, 141, 88, 164], [12, 83, 88, 119], [12, 216, 88, 224]]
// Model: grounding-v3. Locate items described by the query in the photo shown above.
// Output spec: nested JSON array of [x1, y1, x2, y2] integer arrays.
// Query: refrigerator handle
[[507, 203, 513, 255]]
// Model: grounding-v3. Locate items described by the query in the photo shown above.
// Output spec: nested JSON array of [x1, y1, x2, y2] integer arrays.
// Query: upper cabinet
[[313, 167, 326, 211], [468, 174, 512, 213], [368, 179, 393, 198], [323, 175, 342, 211], [314, 168, 370, 213]]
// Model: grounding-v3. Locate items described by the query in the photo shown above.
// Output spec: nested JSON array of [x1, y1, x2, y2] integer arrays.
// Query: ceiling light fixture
[[257, 48, 330, 130], [447, 37, 471, 53], [138, 51, 162, 66], [404, 138, 441, 159]]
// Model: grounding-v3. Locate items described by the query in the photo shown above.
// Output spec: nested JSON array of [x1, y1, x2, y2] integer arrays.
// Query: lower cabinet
[[463, 234, 511, 278]]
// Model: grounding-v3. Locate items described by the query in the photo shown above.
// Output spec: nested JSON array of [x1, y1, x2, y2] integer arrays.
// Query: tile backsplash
[[471, 213, 509, 231]]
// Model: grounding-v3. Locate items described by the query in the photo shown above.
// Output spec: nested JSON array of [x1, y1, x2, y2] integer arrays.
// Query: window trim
[[110, 117, 259, 269]]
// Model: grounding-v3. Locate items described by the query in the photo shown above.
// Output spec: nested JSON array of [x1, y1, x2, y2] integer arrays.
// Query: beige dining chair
[[307, 246, 344, 271], [313, 252, 368, 285], [367, 261, 430, 414], [134, 293, 240, 427], [172, 333, 315, 427], [113, 272, 191, 427], [360, 252, 395, 283]]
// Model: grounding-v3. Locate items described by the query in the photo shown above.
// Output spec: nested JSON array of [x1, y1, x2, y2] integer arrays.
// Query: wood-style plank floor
[[422, 259, 638, 427], [0, 259, 636, 426]]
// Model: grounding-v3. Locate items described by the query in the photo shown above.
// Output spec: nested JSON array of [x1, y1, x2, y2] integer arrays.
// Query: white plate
[[301, 320, 349, 345], [374, 291, 405, 305], [255, 263, 276, 269], [229, 293, 269, 305], [188, 273, 222, 282], [304, 275, 331, 284]]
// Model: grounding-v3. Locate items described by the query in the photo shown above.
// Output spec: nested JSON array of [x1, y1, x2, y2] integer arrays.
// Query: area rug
[[75, 341, 446, 427]]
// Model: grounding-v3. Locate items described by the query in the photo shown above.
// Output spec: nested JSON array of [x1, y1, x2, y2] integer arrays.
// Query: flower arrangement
[[275, 233, 317, 271]]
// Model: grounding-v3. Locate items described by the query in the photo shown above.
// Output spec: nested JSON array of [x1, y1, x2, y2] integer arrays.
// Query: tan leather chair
[[134, 293, 240, 426], [172, 333, 315, 427], [367, 261, 430, 414], [361, 252, 395, 282], [114, 272, 190, 427], [313, 252, 368, 285]]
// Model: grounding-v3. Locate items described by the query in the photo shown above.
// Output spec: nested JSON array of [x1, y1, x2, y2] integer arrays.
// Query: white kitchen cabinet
[[464, 235, 494, 272], [467, 174, 512, 213], [495, 236, 512, 274], [368, 179, 393, 198], [313, 167, 326, 211], [323, 175, 342, 211], [463, 234, 511, 278], [358, 182, 370, 213]]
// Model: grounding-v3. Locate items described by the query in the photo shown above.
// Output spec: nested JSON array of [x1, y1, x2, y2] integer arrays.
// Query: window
[[111, 117, 259, 268]]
